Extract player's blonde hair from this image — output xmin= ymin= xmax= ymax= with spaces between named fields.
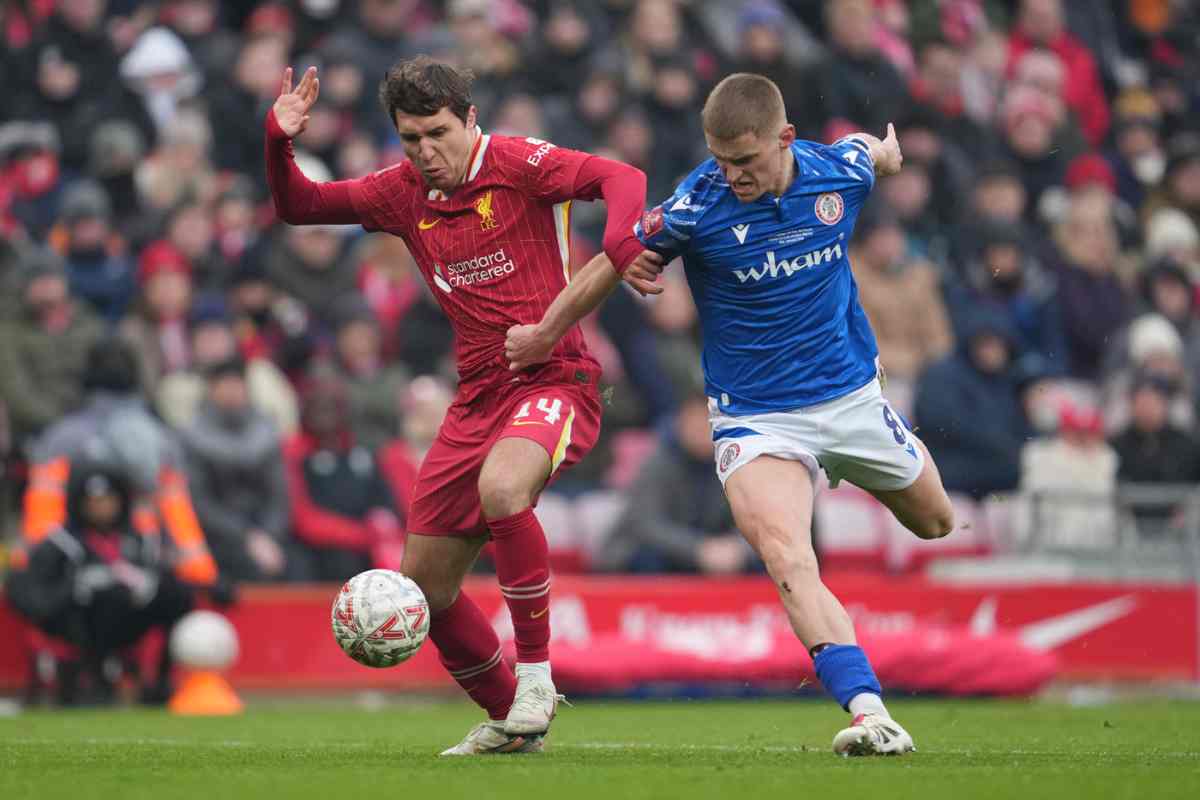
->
xmin=701 ymin=73 xmax=787 ymax=141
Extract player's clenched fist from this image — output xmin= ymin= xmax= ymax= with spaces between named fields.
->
xmin=273 ymin=66 xmax=320 ymax=138
xmin=505 ymin=323 xmax=555 ymax=371
xmin=624 ymin=250 xmax=665 ymax=296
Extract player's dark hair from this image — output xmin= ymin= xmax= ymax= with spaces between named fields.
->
xmin=701 ymin=73 xmax=786 ymax=140
xmin=378 ymin=55 xmax=475 ymax=125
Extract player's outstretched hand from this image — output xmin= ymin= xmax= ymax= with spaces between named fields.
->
xmin=273 ymin=66 xmax=320 ymax=138
xmin=624 ymin=250 xmax=665 ymax=296
xmin=506 ymin=323 xmax=556 ymax=371
xmin=876 ymin=123 xmax=903 ymax=177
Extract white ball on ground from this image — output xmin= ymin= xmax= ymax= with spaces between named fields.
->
xmin=331 ymin=570 xmax=430 ymax=668
xmin=170 ymin=610 xmax=240 ymax=671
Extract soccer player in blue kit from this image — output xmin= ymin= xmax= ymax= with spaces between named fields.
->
xmin=505 ymin=73 xmax=958 ymax=755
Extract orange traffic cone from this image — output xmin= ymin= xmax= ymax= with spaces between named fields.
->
xmin=168 ymin=670 xmax=244 ymax=715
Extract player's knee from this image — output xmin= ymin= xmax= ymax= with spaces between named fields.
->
xmin=744 ymin=517 xmax=818 ymax=579
xmin=407 ymin=570 xmax=459 ymax=613
xmin=478 ymin=474 xmax=536 ymax=520
xmin=762 ymin=545 xmax=820 ymax=583
xmin=399 ymin=554 xmax=457 ymax=612
xmin=912 ymin=505 xmax=955 ymax=540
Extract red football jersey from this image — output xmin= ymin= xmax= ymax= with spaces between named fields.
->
xmin=347 ymin=133 xmax=601 ymax=390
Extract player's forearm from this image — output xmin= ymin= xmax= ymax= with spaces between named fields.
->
xmin=264 ymin=109 xmax=360 ymax=225
xmin=536 ymin=252 xmax=621 ymax=342
xmin=574 ymin=156 xmax=647 ymax=274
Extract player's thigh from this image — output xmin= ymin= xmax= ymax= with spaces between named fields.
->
xmin=723 ymin=455 xmax=818 ymax=574
xmin=868 ymin=438 xmax=955 ymax=540
xmin=477 ymin=437 xmax=551 ymax=518
xmin=400 ymin=532 xmax=489 ymax=612
xmin=818 ymin=380 xmax=952 ymax=538
xmin=478 ymin=384 xmax=601 ymax=517
xmin=408 ymin=402 xmax=493 ymax=537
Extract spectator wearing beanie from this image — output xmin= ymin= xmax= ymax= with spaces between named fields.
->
xmin=1144 ymin=133 xmax=1200 ymax=234
xmin=179 ymin=355 xmax=292 ymax=582
xmin=0 ymin=121 xmax=64 ymax=242
xmin=1105 ymin=88 xmax=1164 ymax=211
xmin=88 ymin=120 xmax=147 ymax=228
xmin=1110 ymin=370 xmax=1200 ymax=532
xmin=226 ymin=252 xmax=317 ymax=375
xmin=1100 ymin=261 xmax=1200 ymax=402
xmin=1102 ymin=313 xmax=1195 ymax=435
xmin=118 ymin=240 xmax=193 ymax=397
xmin=944 ymin=221 xmax=1068 ymax=374
xmin=57 ymin=180 xmax=136 ymax=325
xmin=1144 ymin=208 xmax=1200 ymax=277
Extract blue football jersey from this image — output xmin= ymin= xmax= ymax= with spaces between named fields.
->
xmin=636 ymin=137 xmax=880 ymax=415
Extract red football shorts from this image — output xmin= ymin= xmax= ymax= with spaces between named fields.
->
xmin=406 ymin=379 xmax=602 ymax=536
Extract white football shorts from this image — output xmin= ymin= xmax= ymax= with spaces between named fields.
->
xmin=709 ymin=377 xmax=926 ymax=492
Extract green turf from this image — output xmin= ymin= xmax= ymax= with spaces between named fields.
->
xmin=1 ymin=698 xmax=1198 ymax=800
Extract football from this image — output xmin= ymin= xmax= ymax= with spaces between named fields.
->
xmin=330 ymin=570 xmax=430 ymax=668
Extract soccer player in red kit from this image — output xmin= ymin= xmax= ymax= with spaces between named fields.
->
xmin=266 ymin=57 xmax=650 ymax=754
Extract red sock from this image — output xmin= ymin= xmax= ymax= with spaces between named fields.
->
xmin=429 ymin=591 xmax=516 ymax=720
xmin=487 ymin=508 xmax=550 ymax=663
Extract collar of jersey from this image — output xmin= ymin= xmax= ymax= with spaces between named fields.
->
xmin=427 ymin=126 xmax=490 ymax=201
xmin=746 ymin=143 xmax=806 ymax=207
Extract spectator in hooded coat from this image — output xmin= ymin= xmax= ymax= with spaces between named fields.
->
xmin=914 ymin=310 xmax=1030 ymax=499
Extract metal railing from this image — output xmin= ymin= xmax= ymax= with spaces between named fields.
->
xmin=1009 ymin=484 xmax=1200 ymax=582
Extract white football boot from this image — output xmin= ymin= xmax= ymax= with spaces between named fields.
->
xmin=832 ymin=713 xmax=916 ymax=756
xmin=503 ymin=670 xmax=564 ymax=736
xmin=439 ymin=721 xmax=544 ymax=756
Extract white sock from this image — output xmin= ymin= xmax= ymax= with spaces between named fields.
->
xmin=515 ymin=660 xmax=552 ymax=682
xmin=848 ymin=692 xmax=889 ymax=719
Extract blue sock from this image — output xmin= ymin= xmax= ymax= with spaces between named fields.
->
xmin=812 ymin=644 xmax=882 ymax=711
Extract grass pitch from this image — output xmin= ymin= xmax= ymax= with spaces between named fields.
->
xmin=1 ymin=698 xmax=1198 ymax=800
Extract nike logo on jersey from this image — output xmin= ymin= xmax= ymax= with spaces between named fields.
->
xmin=731 ymin=223 xmax=750 ymax=244
xmin=418 ymin=218 xmax=441 ymax=230
xmin=530 ymin=607 xmax=549 ymax=619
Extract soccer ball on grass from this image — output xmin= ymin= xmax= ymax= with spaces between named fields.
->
xmin=331 ymin=570 xmax=430 ymax=668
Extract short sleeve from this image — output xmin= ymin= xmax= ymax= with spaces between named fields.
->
xmin=801 ymin=137 xmax=878 ymax=189
xmin=635 ymin=186 xmax=700 ymax=261
xmin=505 ymin=137 xmax=592 ymax=203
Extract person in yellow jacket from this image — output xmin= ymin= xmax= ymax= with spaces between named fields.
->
xmin=17 ymin=337 xmax=218 ymax=588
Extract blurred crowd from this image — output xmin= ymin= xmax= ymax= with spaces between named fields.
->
xmin=2 ymin=0 xmax=1200 ymax=596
